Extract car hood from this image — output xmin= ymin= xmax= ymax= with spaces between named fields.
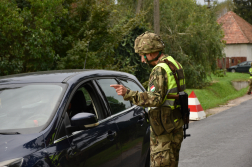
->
xmin=0 ymin=133 xmax=44 ymax=162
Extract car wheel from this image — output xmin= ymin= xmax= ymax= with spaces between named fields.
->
xmin=231 ymin=69 xmax=235 ymax=73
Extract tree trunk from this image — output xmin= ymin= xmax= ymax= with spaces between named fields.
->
xmin=222 ymin=57 xmax=226 ymax=75
xmin=136 ymin=0 xmax=143 ymax=14
xmin=154 ymin=0 xmax=160 ymax=35
xmin=224 ymin=57 xmax=226 ymax=75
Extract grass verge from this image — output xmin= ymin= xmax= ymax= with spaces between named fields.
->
xmin=185 ymin=72 xmax=250 ymax=110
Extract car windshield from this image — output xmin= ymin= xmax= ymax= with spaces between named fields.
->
xmin=0 ymin=84 xmax=66 ymax=133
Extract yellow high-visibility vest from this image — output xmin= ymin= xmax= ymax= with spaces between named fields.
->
xmin=148 ymin=56 xmax=186 ymax=109
xmin=249 ymin=68 xmax=252 ymax=79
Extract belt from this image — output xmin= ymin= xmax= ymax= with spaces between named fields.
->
xmin=149 ymin=100 xmax=175 ymax=110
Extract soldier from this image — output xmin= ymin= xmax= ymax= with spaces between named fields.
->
xmin=110 ymin=31 xmax=186 ymax=167
xmin=247 ymin=62 xmax=252 ymax=95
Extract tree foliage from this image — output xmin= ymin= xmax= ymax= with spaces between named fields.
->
xmin=117 ymin=0 xmax=225 ymax=88
xmin=114 ymin=27 xmax=151 ymax=83
xmin=0 ymin=0 xmax=225 ymax=89
xmin=0 ymin=0 xmax=66 ymax=75
xmin=213 ymin=0 xmax=234 ymax=18
xmin=233 ymin=0 xmax=252 ymax=24
xmin=57 ymin=0 xmax=145 ymax=73
xmin=158 ymin=0 xmax=225 ymax=88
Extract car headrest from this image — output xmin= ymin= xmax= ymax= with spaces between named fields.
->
xmin=71 ymin=90 xmax=87 ymax=112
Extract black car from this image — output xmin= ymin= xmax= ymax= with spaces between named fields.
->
xmin=0 ymin=70 xmax=150 ymax=167
xmin=228 ymin=61 xmax=252 ymax=73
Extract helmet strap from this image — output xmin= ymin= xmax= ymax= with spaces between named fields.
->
xmin=145 ymin=52 xmax=163 ymax=63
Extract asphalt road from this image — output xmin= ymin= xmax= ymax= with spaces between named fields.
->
xmin=179 ymin=99 xmax=252 ymax=167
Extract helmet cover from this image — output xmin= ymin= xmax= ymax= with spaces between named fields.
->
xmin=134 ymin=31 xmax=165 ymax=55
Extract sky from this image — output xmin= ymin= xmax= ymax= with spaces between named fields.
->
xmin=196 ymin=0 xmax=226 ymax=5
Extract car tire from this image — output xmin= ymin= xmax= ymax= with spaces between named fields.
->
xmin=231 ymin=69 xmax=236 ymax=73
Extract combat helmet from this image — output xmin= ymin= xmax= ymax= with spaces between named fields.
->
xmin=134 ymin=31 xmax=165 ymax=55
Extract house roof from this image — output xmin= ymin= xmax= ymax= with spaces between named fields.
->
xmin=217 ymin=11 xmax=252 ymax=44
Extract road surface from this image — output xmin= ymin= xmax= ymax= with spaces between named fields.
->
xmin=179 ymin=98 xmax=252 ymax=167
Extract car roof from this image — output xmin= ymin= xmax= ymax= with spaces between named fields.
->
xmin=0 ymin=69 xmax=137 ymax=85
xmin=238 ymin=61 xmax=252 ymax=64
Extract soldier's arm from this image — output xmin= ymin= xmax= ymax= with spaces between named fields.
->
xmin=123 ymin=66 xmax=168 ymax=107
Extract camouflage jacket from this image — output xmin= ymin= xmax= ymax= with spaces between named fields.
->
xmin=123 ymin=55 xmax=168 ymax=108
xmin=124 ymin=54 xmax=184 ymax=136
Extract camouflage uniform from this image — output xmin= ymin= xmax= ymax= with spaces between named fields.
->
xmin=124 ymin=54 xmax=184 ymax=167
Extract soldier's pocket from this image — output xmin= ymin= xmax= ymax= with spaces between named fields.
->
xmin=151 ymin=148 xmax=172 ymax=167
xmin=149 ymin=108 xmax=165 ymax=136
xmin=161 ymin=106 xmax=175 ymax=133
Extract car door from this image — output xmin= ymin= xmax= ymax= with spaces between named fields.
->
xmin=236 ymin=62 xmax=246 ymax=72
xmin=51 ymin=81 xmax=121 ymax=167
xmin=96 ymin=78 xmax=149 ymax=167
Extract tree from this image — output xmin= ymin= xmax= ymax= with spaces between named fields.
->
xmin=0 ymin=0 xmax=66 ymax=75
xmin=0 ymin=0 xmax=25 ymax=75
xmin=102 ymin=0 xmax=226 ymax=88
xmin=213 ymin=0 xmax=234 ymax=18
xmin=234 ymin=0 xmax=252 ymax=24
xmin=0 ymin=0 xmax=225 ymax=89
xmin=0 ymin=0 xmax=144 ymax=76
xmin=136 ymin=0 xmax=143 ymax=14
xmin=154 ymin=0 xmax=160 ymax=35
xmin=158 ymin=0 xmax=225 ymax=88
xmin=57 ymin=0 xmax=146 ymax=75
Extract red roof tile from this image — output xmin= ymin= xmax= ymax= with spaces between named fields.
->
xmin=217 ymin=11 xmax=252 ymax=44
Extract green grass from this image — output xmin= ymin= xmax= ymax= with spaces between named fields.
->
xmin=185 ymin=72 xmax=250 ymax=110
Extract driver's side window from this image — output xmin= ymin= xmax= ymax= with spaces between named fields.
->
xmin=55 ymin=83 xmax=102 ymax=141
xmin=67 ymin=86 xmax=98 ymax=119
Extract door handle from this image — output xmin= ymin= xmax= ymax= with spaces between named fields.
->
xmin=107 ymin=130 xmax=116 ymax=141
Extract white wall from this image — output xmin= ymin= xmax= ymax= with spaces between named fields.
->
xmin=224 ymin=44 xmax=252 ymax=61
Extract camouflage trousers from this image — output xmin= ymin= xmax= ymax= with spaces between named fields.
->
xmin=150 ymin=127 xmax=183 ymax=167
xmin=248 ymin=79 xmax=252 ymax=92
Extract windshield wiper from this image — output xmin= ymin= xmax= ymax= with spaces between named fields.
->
xmin=0 ymin=132 xmax=21 ymax=135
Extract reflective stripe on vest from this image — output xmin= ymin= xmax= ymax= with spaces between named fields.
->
xmin=148 ymin=56 xmax=185 ymax=109
xmin=250 ymin=68 xmax=252 ymax=79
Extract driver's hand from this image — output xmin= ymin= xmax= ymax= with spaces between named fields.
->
xmin=110 ymin=84 xmax=127 ymax=96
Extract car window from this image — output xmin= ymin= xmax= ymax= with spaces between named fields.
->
xmin=96 ymin=79 xmax=131 ymax=115
xmin=56 ymin=82 xmax=105 ymax=140
xmin=67 ymin=86 xmax=99 ymax=119
xmin=0 ymin=84 xmax=65 ymax=133
xmin=245 ymin=62 xmax=251 ymax=65
xmin=239 ymin=62 xmax=246 ymax=66
xmin=119 ymin=79 xmax=145 ymax=93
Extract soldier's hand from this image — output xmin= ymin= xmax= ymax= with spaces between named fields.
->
xmin=110 ymin=84 xmax=127 ymax=96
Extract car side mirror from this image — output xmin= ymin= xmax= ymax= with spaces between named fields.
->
xmin=71 ymin=113 xmax=99 ymax=129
